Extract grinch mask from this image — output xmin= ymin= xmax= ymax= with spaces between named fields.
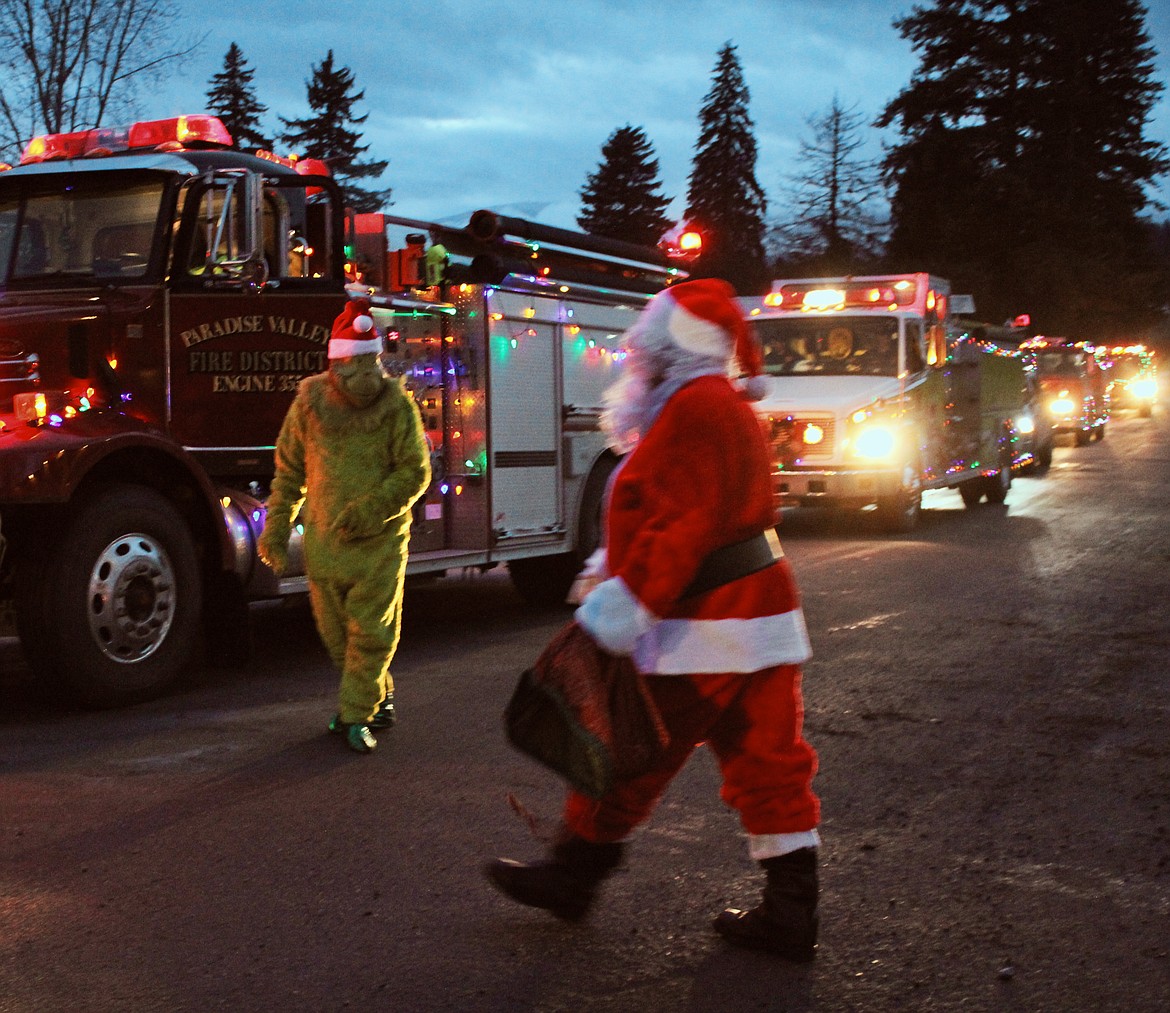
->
xmin=330 ymin=354 xmax=387 ymax=409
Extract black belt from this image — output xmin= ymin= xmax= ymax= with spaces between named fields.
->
xmin=681 ymin=529 xmax=782 ymax=599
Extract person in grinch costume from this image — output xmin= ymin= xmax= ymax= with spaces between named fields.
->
xmin=485 ymin=278 xmax=822 ymax=961
xmin=258 ymin=298 xmax=430 ymax=754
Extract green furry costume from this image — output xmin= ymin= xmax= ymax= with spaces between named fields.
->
xmin=258 ymin=365 xmax=430 ymax=728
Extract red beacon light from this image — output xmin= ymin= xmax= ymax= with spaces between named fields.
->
xmin=677 ymin=229 xmax=702 ymax=254
xmin=660 ymin=222 xmax=704 ymax=261
xmin=21 ymin=115 xmax=232 ymax=164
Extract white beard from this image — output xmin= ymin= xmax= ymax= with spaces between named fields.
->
xmin=600 ymin=366 xmax=652 ymax=455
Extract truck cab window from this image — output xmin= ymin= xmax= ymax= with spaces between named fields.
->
xmin=2 ymin=180 xmax=164 ymax=284
xmin=174 ymin=176 xmax=335 ymax=289
xmin=757 ymin=318 xmax=900 ymax=377
xmin=905 ymin=322 xmax=926 ymax=374
xmin=0 ymin=205 xmax=15 ymax=280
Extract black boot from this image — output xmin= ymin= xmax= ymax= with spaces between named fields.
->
xmin=713 ymin=847 xmax=818 ymax=961
xmin=485 ymin=833 xmax=624 ymax=922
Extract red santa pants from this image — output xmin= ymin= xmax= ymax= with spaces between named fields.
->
xmin=563 ymin=664 xmax=820 ymax=843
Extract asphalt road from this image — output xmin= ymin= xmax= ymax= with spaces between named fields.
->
xmin=2 ymin=411 xmax=1168 ymax=1012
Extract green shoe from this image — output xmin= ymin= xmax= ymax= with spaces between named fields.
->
xmin=346 ymin=724 xmax=377 ymax=753
xmin=328 ymin=713 xmax=346 ymax=735
xmin=370 ymin=692 xmax=396 ymax=730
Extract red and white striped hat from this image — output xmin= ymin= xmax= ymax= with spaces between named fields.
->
xmin=328 ymin=298 xmax=381 ymax=359
xmin=658 ymin=278 xmax=766 ymax=399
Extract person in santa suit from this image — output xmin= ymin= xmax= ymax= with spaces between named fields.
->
xmin=485 ymin=278 xmax=822 ymax=961
xmin=258 ymin=298 xmax=430 ymax=754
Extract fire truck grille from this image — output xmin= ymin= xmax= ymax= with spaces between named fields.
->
xmin=766 ymin=414 xmax=836 ymax=464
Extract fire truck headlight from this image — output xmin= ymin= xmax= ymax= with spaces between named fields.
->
xmin=853 ymin=425 xmax=896 ymax=460
xmin=1050 ymin=396 xmax=1075 ymax=416
xmin=1131 ymin=378 xmax=1157 ymax=400
xmin=1016 ymin=414 xmax=1036 ymax=435
xmin=802 ymin=423 xmax=825 ymax=446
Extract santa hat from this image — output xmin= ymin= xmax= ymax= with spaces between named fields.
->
xmin=328 ymin=299 xmax=381 ymax=359
xmin=657 ymin=279 xmax=767 ymax=399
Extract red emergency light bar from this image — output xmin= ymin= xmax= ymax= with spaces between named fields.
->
xmin=21 ymin=114 xmax=233 ymax=164
xmin=255 ymin=150 xmax=331 ymax=178
xmin=765 ymin=279 xmax=920 ymax=311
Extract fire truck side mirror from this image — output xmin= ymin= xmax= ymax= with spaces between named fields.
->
xmin=240 ymin=172 xmax=264 ymax=269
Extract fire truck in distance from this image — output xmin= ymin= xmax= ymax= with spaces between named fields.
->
xmin=0 ymin=115 xmax=680 ymax=707
xmin=1020 ymin=336 xmax=1110 ymax=445
xmin=743 ymin=274 xmax=1032 ymax=531
xmin=1097 ymin=343 xmax=1158 ymax=418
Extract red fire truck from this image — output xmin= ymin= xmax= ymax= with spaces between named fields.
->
xmin=0 ymin=115 xmax=677 ymax=706
xmin=1020 ymin=336 xmax=1110 ymax=445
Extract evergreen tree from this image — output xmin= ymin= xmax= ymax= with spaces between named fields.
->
xmin=879 ymin=0 xmax=1168 ymax=338
xmin=280 ymin=50 xmax=390 ymax=213
xmin=577 ymin=125 xmax=673 ymax=247
xmin=685 ymin=42 xmax=769 ymax=293
xmin=772 ymin=97 xmax=886 ymax=276
xmin=206 ymin=43 xmax=270 ymax=152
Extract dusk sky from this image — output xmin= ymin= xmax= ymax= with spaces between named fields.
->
xmin=150 ymin=0 xmax=1170 ymax=232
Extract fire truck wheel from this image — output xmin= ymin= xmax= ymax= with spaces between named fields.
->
xmin=959 ymin=479 xmax=985 ymax=507
xmin=1037 ymin=435 xmax=1054 ymax=469
xmin=985 ymin=463 xmax=1011 ymax=505
xmin=508 ymin=553 xmax=580 ymax=608
xmin=31 ymin=485 xmax=202 ymax=708
xmin=1075 ymin=428 xmax=1091 ymax=447
xmin=876 ymin=459 xmax=922 ymax=533
xmin=876 ymin=487 xmax=921 ymax=533
xmin=1093 ymin=422 xmax=1106 ymax=441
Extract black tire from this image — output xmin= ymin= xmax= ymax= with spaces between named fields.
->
xmin=876 ymin=460 xmax=922 ymax=533
xmin=984 ymin=464 xmax=1011 ymax=505
xmin=507 ymin=552 xmax=581 ymax=608
xmin=1075 ymin=428 xmax=1091 ymax=447
xmin=509 ymin=454 xmax=616 ymax=607
xmin=1037 ymin=436 xmax=1054 ymax=469
xmin=20 ymin=485 xmax=202 ymax=708
xmin=1093 ymin=422 xmax=1106 ymax=441
xmin=959 ymin=479 xmax=985 ymax=507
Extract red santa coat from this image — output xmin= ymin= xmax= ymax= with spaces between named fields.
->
xmin=575 ymin=374 xmax=811 ymax=674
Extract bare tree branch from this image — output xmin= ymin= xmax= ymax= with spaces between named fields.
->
xmin=0 ymin=0 xmax=204 ymax=161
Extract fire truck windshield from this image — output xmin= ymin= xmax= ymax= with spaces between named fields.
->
xmin=1107 ymin=354 xmax=1145 ymax=380
xmin=1035 ymin=350 xmax=1087 ymax=377
xmin=755 ymin=317 xmax=900 ymax=377
xmin=0 ymin=177 xmax=165 ymax=285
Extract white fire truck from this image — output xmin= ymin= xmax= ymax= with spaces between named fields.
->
xmin=0 ymin=115 xmax=678 ymax=706
xmin=743 ymin=274 xmax=1032 ymax=531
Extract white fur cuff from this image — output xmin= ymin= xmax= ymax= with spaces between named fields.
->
xmin=749 ymin=830 xmax=821 ymax=861
xmin=328 ymin=336 xmax=382 ymax=359
xmin=575 ymin=576 xmax=657 ymax=656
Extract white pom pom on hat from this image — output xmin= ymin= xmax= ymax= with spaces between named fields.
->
xmin=328 ymin=298 xmax=382 ymax=359
xmin=661 ymin=278 xmax=767 ymax=399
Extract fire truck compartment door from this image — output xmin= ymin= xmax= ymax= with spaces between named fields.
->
xmin=488 ymin=293 xmax=563 ymax=542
